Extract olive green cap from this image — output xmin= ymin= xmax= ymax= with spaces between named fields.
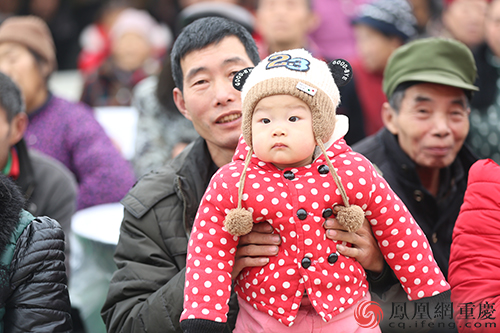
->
xmin=383 ymin=37 xmax=478 ymax=99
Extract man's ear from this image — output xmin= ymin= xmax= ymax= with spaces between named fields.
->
xmin=8 ymin=113 xmax=28 ymax=146
xmin=381 ymin=102 xmax=398 ymax=135
xmin=173 ymin=87 xmax=192 ymax=121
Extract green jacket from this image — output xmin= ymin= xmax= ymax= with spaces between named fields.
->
xmin=102 ymin=137 xmax=238 ymax=332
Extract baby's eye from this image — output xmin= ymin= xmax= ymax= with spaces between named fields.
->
xmin=261 ymin=118 xmax=270 ymax=124
xmin=289 ymin=116 xmax=298 ymax=122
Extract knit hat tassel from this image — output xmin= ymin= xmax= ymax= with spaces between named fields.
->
xmin=316 ymin=139 xmax=364 ymax=232
xmin=224 ymin=148 xmax=255 ymax=236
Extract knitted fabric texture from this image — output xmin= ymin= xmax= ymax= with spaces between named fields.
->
xmin=0 ymin=16 xmax=57 ymax=75
xmin=241 ymin=49 xmax=340 ymax=146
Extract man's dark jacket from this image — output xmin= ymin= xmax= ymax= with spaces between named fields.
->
xmin=353 ymin=129 xmax=477 ymax=277
xmin=102 ymin=137 xmax=238 ymax=333
xmin=353 ymin=129 xmax=477 ymax=333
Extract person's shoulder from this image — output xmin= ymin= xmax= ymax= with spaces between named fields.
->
xmin=352 ymin=132 xmax=381 ymax=155
xmin=468 ymin=159 xmax=500 ymax=184
xmin=17 ymin=211 xmax=64 ymax=246
xmin=50 ymin=95 xmax=93 ymax=113
xmin=122 ymin=164 xmax=179 ymax=218
xmin=29 ymin=150 xmax=77 ymax=188
xmin=122 ymin=137 xmax=210 ymax=218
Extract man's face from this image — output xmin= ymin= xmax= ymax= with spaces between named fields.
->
xmin=256 ymin=0 xmax=315 ymax=48
xmin=112 ymin=32 xmax=152 ymax=72
xmin=485 ymin=0 xmax=500 ymax=57
xmin=384 ymin=83 xmax=470 ymax=170
xmin=354 ymin=24 xmax=402 ymax=73
xmin=443 ymin=0 xmax=487 ymax=48
xmin=0 ymin=42 xmax=47 ymax=111
xmin=252 ymin=94 xmax=315 ymax=170
xmin=173 ymin=36 xmax=255 ymax=158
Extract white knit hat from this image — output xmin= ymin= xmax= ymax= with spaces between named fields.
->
xmin=238 ymin=49 xmax=347 ymax=146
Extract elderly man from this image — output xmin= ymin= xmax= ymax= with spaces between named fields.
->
xmin=102 ymin=17 xmax=383 ymax=333
xmin=353 ymin=37 xmax=479 ymax=332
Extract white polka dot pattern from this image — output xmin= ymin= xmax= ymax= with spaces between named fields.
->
xmin=181 ymin=137 xmax=450 ymax=327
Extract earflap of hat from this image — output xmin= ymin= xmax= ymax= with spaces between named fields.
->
xmin=233 ymin=67 xmax=254 ymax=91
xmin=328 ymin=59 xmax=353 ymax=87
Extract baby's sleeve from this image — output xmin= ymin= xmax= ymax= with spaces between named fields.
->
xmin=180 ymin=169 xmax=239 ymax=332
xmin=361 ymin=161 xmax=450 ymax=301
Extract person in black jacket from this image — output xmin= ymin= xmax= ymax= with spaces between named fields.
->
xmin=0 ymin=174 xmax=72 ymax=332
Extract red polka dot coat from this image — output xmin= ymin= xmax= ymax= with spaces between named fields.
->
xmin=181 ymin=136 xmax=450 ymax=327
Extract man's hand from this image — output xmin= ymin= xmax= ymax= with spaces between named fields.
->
xmin=232 ymin=222 xmax=281 ymax=280
xmin=324 ymin=206 xmax=384 ymax=274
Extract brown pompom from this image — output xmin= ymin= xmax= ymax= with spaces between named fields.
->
xmin=336 ymin=205 xmax=365 ymax=232
xmin=224 ymin=208 xmax=253 ymax=236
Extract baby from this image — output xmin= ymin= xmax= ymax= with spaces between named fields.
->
xmin=180 ymin=49 xmax=450 ymax=333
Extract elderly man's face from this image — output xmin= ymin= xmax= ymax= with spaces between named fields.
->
xmin=384 ymin=83 xmax=470 ymax=170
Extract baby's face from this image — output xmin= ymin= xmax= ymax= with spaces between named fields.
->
xmin=252 ymin=94 xmax=315 ymax=170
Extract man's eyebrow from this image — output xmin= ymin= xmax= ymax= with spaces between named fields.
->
xmin=414 ymin=95 xmax=432 ymax=103
xmin=414 ymin=95 xmax=466 ymax=108
xmin=222 ymin=56 xmax=248 ymax=67
xmin=185 ymin=66 xmax=207 ymax=83
xmin=451 ymin=98 xmax=467 ymax=108
xmin=184 ymin=57 xmax=248 ymax=83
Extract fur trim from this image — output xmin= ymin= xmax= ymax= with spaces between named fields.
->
xmin=0 ymin=175 xmax=26 ymax=256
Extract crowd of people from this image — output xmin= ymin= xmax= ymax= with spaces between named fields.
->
xmin=0 ymin=0 xmax=499 ymax=332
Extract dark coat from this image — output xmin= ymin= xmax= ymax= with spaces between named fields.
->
xmin=353 ymin=129 xmax=477 ymax=277
xmin=0 ymin=173 xmax=72 ymax=332
xmin=353 ymin=129 xmax=476 ymax=333
xmin=102 ymin=137 xmax=238 ymax=333
xmin=14 ymin=139 xmax=77 ymax=274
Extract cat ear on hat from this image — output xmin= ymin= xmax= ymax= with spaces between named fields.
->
xmin=328 ymin=59 xmax=353 ymax=87
xmin=232 ymin=67 xmax=254 ymax=91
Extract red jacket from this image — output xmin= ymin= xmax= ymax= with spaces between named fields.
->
xmin=182 ymin=135 xmax=450 ymax=327
xmin=449 ymin=159 xmax=500 ymax=331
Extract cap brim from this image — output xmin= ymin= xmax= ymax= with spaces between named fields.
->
xmin=395 ymin=70 xmax=478 ymax=92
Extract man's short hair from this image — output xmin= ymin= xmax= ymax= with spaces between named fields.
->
xmin=171 ymin=17 xmax=260 ymax=92
xmin=0 ymin=72 xmax=25 ymax=122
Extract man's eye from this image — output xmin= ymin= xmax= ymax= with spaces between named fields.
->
xmin=289 ymin=116 xmax=298 ymax=122
xmin=194 ymin=80 xmax=207 ymax=86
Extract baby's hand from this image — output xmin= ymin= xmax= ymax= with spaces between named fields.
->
xmin=324 ymin=206 xmax=384 ymax=274
xmin=232 ymin=221 xmax=281 ymax=280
